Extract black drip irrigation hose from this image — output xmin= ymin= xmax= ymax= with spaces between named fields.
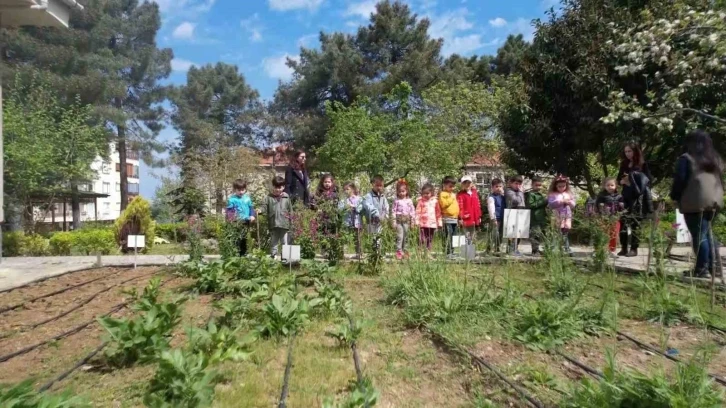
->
xmin=0 ymin=276 xmax=178 ymax=364
xmin=553 ymin=350 xmax=603 ymax=379
xmin=615 ymin=330 xmax=726 ymax=388
xmin=0 ymin=303 xmax=126 ymax=364
xmin=26 ymin=270 xmax=160 ymax=330
xmin=38 ymin=341 xmax=108 ymax=393
xmin=426 ymin=328 xmax=545 ymax=408
xmin=0 ymin=269 xmax=126 ymax=315
xmin=277 ymin=333 xmax=296 ymax=408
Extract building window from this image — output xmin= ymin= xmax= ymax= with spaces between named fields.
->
xmin=101 ymin=162 xmax=111 ymax=174
xmin=116 ymin=183 xmax=120 ymax=192
xmin=102 ymin=182 xmax=110 ymax=194
xmin=103 ymin=202 xmax=110 ymax=212
xmin=128 ymin=183 xmax=140 ymax=194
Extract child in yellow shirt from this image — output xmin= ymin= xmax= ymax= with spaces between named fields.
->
xmin=438 ymin=176 xmax=460 ymax=258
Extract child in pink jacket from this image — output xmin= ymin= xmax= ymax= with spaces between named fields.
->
xmin=548 ymin=175 xmax=576 ymax=253
xmin=415 ymin=183 xmax=442 ymax=257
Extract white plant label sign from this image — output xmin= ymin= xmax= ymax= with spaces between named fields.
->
xmin=503 ymin=209 xmax=530 ymax=239
xmin=452 ymin=235 xmax=467 ymax=248
xmin=460 ymin=245 xmax=477 ymax=260
xmin=282 ymin=245 xmax=301 ymax=262
xmin=675 ymin=210 xmax=692 ymax=244
xmin=128 ymin=235 xmax=145 ymax=248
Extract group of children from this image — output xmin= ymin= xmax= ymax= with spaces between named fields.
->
xmin=226 ymin=170 xmax=625 ymax=260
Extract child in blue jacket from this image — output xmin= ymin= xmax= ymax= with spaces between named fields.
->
xmin=226 ymin=179 xmax=255 ymax=256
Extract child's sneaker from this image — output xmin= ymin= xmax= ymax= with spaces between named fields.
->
xmin=396 ymin=250 xmax=403 ymax=260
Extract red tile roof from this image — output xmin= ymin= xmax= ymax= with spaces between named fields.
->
xmin=466 ymin=153 xmax=502 ymax=168
xmin=259 ymin=145 xmax=291 ymax=167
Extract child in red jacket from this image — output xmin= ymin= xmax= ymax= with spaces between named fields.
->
xmin=457 ymin=175 xmax=482 ymax=244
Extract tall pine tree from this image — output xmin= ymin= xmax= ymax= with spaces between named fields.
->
xmin=1 ymin=0 xmax=171 ymax=211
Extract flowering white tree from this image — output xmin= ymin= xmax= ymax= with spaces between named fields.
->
xmin=603 ymin=5 xmax=726 ymax=133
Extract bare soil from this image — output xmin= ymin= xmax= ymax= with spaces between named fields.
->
xmin=0 ymin=267 xmax=187 ymax=387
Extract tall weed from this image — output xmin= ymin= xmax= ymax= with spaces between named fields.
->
xmin=565 ymin=351 xmax=723 ymax=407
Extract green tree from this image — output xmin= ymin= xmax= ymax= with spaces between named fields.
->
xmin=422 ymin=81 xmax=501 ymax=170
xmin=3 ymin=78 xmax=107 ymax=230
xmin=271 ymin=0 xmax=443 ymax=153
xmin=494 ymin=34 xmax=530 ymax=76
xmin=497 ymin=0 xmax=653 ymax=195
xmin=2 ymin=0 xmax=172 ymax=211
xmin=318 ymin=82 xmax=456 ymax=183
xmin=170 ymin=63 xmax=261 ymax=212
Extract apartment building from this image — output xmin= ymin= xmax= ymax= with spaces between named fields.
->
xmin=37 ymin=143 xmax=140 ymax=228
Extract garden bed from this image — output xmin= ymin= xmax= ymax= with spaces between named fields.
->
xmin=1 ymin=255 xmax=725 ymax=407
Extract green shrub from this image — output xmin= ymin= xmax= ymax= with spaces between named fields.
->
xmin=2 ymin=231 xmax=23 ymax=257
xmin=201 ymin=216 xmax=222 ymax=239
xmin=156 ymin=223 xmax=188 ymax=242
xmin=20 ymin=234 xmax=49 ymax=256
xmin=115 ymin=197 xmax=155 ymax=253
xmin=74 ymin=229 xmax=117 ymax=255
xmin=49 ymin=232 xmax=74 ymax=255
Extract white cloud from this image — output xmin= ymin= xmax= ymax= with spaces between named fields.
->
xmin=262 ymin=54 xmax=300 ymax=81
xmin=297 ymin=33 xmax=318 ymax=48
xmin=442 ymin=35 xmax=499 ymax=56
xmin=541 ymin=0 xmax=560 ymax=8
xmin=428 ymin=8 xmax=473 ymax=42
xmin=489 ymin=17 xmax=507 ymax=27
xmin=241 ymin=13 xmax=264 ymax=42
xmin=344 ymin=0 xmax=377 ymax=19
xmin=511 ymin=18 xmax=535 ymax=42
xmin=268 ymin=0 xmax=324 ymax=11
xmin=172 ymin=22 xmax=196 ymax=40
xmin=171 ymin=58 xmax=196 ymax=72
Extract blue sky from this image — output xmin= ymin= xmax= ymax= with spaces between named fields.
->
xmin=141 ymin=0 xmax=559 ymax=198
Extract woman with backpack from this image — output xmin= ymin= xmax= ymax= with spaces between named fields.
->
xmin=670 ymin=130 xmax=724 ymax=279
xmin=617 ymin=142 xmax=654 ymax=257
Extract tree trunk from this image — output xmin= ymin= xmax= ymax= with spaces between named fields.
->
xmin=71 ymin=182 xmax=81 ymax=230
xmin=215 ymin=187 xmax=225 ymax=214
xmin=581 ymin=156 xmax=597 ymax=198
xmin=600 ymin=142 xmax=609 ymax=178
xmin=118 ymin=126 xmax=129 ymax=211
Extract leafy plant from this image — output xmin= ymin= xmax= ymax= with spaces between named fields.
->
xmin=99 ymin=279 xmax=184 ymax=366
xmin=639 ymin=279 xmax=703 ymax=327
xmin=193 ymin=262 xmax=228 ymax=294
xmin=213 ymin=297 xmax=252 ymax=328
xmin=186 ymin=321 xmax=254 ymax=364
xmin=313 ymin=280 xmax=352 ymax=317
xmin=322 ymin=379 xmax=379 ymax=408
xmin=325 ymin=320 xmax=364 ymax=347
xmin=256 ymin=294 xmax=313 ymax=338
xmin=565 ymin=351 xmax=723 ymax=407
xmin=513 ymin=299 xmax=581 ymax=351
xmin=0 ymin=380 xmax=89 ymax=407
xmin=143 ymin=349 xmax=219 ymax=408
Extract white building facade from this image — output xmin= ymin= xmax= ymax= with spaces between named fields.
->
xmin=35 ymin=143 xmax=140 ymax=226
xmin=79 ymin=143 xmax=140 ymax=221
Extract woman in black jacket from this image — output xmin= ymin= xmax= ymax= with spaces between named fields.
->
xmin=617 ymin=142 xmax=653 ymax=257
xmin=669 ymin=130 xmax=724 ymax=279
xmin=284 ymin=150 xmax=311 ymax=206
